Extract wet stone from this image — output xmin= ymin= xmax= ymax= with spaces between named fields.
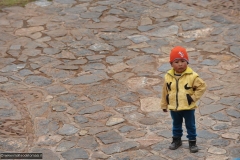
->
xmin=211 ymin=139 xmax=230 ymax=147
xmin=56 ymin=141 xmax=76 ymax=152
xmin=78 ymin=135 xmax=98 ymax=149
xmin=61 ymin=148 xmax=89 ymax=160
xmin=74 ymin=115 xmax=88 ymax=124
xmin=198 ymin=130 xmax=219 ymax=139
xmin=58 ymin=124 xmax=79 ymax=136
xmin=101 ymin=141 xmax=139 ymax=155
xmin=226 ymin=109 xmax=240 ymax=118
xmin=97 ymin=130 xmax=122 ymax=144
xmin=210 ymin=112 xmax=231 ymax=122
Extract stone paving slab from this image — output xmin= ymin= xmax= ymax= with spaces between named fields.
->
xmin=0 ymin=0 xmax=240 ymax=159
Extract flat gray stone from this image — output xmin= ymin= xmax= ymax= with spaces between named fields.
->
xmin=0 ymin=138 xmax=27 ymax=152
xmin=201 ymin=59 xmax=220 ymax=66
xmin=230 ymin=46 xmax=240 ymax=57
xmin=210 ymin=112 xmax=231 ymax=122
xmin=118 ymin=92 xmax=139 ymax=103
xmin=115 ymin=105 xmax=138 ymax=114
xmin=211 ymin=15 xmax=232 ymax=24
xmin=104 ymin=98 xmax=119 ymax=107
xmin=138 ymin=25 xmax=155 ymax=32
xmin=31 ymin=148 xmax=59 ymax=160
xmin=78 ymin=104 xmax=104 ymax=115
xmin=46 ymin=85 xmax=66 ymax=95
xmin=146 ymin=25 xmax=179 ymax=37
xmin=64 ymin=71 xmax=108 ymax=85
xmin=57 ymin=93 xmax=79 ymax=102
xmin=24 ymin=75 xmax=52 ymax=86
xmin=55 ymin=0 xmax=76 ymax=4
xmin=150 ymin=0 xmax=167 ymax=5
xmin=101 ymin=141 xmax=139 ymax=155
xmin=58 ymin=124 xmax=79 ymax=136
xmin=56 ymin=141 xmax=76 ymax=152
xmin=119 ymin=125 xmax=136 ymax=133
xmin=156 ymin=130 xmax=172 ymax=138
xmin=226 ymin=109 xmax=240 ymax=118
xmin=211 ymin=139 xmax=230 ymax=147
xmin=182 ymin=20 xmax=205 ymax=31
xmin=61 ymin=148 xmax=89 ymax=160
xmin=139 ymin=117 xmax=158 ymax=125
xmin=200 ymin=104 xmax=225 ymax=115
xmin=126 ymin=55 xmax=155 ymax=67
xmin=74 ymin=115 xmax=88 ymax=123
xmin=69 ymin=100 xmax=92 ymax=110
xmin=84 ymin=80 xmax=128 ymax=101
xmin=127 ymin=35 xmax=150 ymax=44
xmin=198 ymin=130 xmax=219 ymax=139
xmin=78 ymin=135 xmax=98 ymax=149
xmin=212 ymin=123 xmax=229 ymax=131
xmin=96 ymin=130 xmax=123 ymax=144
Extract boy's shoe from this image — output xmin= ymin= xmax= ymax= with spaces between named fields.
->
xmin=169 ymin=137 xmax=182 ymax=150
xmin=189 ymin=139 xmax=198 ymax=153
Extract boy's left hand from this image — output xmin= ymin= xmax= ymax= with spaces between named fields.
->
xmin=163 ymin=109 xmax=168 ymax=112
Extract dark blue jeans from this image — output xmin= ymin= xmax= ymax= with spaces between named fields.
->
xmin=170 ymin=110 xmax=197 ymax=140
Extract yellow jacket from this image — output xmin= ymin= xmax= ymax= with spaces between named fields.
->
xmin=161 ymin=67 xmax=207 ymax=111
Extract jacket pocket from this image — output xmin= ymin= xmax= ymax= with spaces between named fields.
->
xmin=186 ymin=94 xmax=193 ymax=105
xmin=166 ymin=94 xmax=169 ymax=104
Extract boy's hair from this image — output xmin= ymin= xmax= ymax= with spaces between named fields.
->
xmin=170 ymin=46 xmax=189 ymax=63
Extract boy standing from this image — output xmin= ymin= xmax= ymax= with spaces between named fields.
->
xmin=161 ymin=46 xmax=207 ymax=153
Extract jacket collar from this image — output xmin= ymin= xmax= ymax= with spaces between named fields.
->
xmin=167 ymin=66 xmax=193 ymax=77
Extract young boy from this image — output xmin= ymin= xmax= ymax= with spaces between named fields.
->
xmin=161 ymin=46 xmax=207 ymax=153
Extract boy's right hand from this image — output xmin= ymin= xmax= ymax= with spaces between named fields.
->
xmin=163 ymin=109 xmax=168 ymax=112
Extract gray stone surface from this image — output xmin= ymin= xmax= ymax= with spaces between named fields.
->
xmin=0 ymin=0 xmax=239 ymax=159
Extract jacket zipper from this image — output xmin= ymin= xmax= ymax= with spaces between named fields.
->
xmin=175 ymin=79 xmax=179 ymax=110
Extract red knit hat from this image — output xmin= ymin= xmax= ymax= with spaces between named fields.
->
xmin=169 ymin=46 xmax=189 ymax=63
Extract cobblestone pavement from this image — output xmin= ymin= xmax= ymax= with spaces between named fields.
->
xmin=0 ymin=0 xmax=240 ymax=159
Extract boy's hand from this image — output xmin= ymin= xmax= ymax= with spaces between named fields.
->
xmin=163 ymin=109 xmax=168 ymax=112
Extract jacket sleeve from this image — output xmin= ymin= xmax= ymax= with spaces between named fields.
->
xmin=191 ymin=77 xmax=207 ymax=102
xmin=161 ymin=80 xmax=168 ymax=109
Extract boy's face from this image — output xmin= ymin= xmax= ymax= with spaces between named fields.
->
xmin=171 ymin=59 xmax=188 ymax=73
